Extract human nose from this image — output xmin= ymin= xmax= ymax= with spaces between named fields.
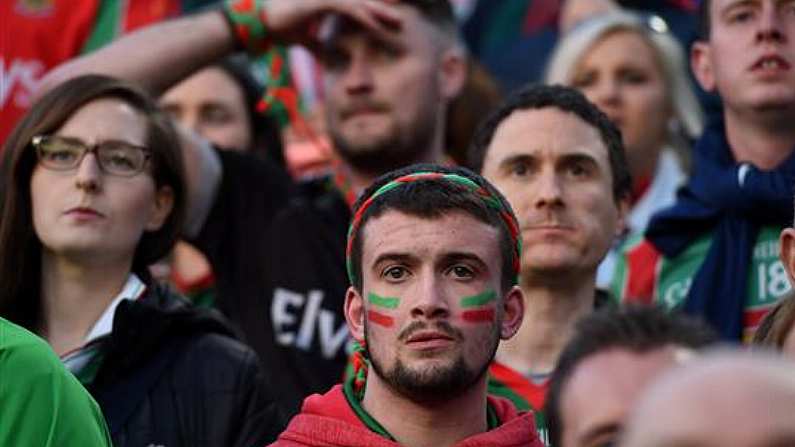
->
xmin=178 ymin=110 xmax=201 ymax=135
xmin=756 ymin=5 xmax=787 ymax=43
xmin=74 ymin=150 xmax=103 ymax=192
xmin=591 ymin=77 xmax=621 ymax=109
xmin=533 ymin=168 xmax=564 ymax=209
xmin=409 ymin=274 xmax=450 ymax=320
xmin=343 ymin=51 xmax=374 ymax=95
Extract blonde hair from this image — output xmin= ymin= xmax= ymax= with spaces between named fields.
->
xmin=546 ymin=11 xmax=703 ymax=146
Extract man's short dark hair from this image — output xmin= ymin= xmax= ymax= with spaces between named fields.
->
xmin=699 ymin=0 xmax=711 ymax=40
xmin=468 ymin=84 xmax=632 ymax=202
xmin=404 ymin=0 xmax=456 ymax=30
xmin=348 ymin=164 xmax=518 ymax=293
xmin=545 ymin=305 xmax=718 ymax=447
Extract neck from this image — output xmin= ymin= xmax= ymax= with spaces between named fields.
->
xmin=346 ymin=134 xmax=447 ymax=196
xmin=39 ymin=252 xmax=133 ymax=355
xmin=629 ymin=145 xmax=663 ymax=185
xmin=724 ymin=108 xmax=795 ymax=170
xmin=496 ymin=272 xmax=596 ymax=375
xmin=362 ymin=372 xmax=489 ymax=447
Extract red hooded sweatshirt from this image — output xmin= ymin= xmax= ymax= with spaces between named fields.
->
xmin=270 ymin=384 xmax=544 ymax=447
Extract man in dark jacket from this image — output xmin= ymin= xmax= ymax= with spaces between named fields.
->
xmin=273 ymin=165 xmax=542 ymax=447
xmin=611 ymin=0 xmax=795 ymax=341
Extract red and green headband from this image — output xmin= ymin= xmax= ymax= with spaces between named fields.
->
xmin=345 ymin=171 xmax=522 ymax=287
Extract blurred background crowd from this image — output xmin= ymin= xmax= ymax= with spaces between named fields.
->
xmin=3 ymin=0 xmax=795 ymax=446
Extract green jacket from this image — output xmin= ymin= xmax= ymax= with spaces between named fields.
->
xmin=0 ymin=317 xmax=112 ymax=446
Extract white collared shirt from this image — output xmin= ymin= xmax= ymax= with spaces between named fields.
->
xmin=62 ymin=274 xmax=147 ymax=375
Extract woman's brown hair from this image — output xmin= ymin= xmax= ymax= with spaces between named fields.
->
xmin=0 ymin=75 xmax=186 ymax=330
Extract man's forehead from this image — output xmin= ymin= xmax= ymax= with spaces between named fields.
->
xmin=487 ymin=109 xmax=609 ymax=163
xmin=321 ymin=3 xmax=426 ymax=48
xmin=361 ymin=210 xmax=498 ymax=260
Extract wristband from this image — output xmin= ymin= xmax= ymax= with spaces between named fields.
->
xmin=223 ymin=0 xmax=274 ymax=54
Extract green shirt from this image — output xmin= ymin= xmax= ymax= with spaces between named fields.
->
xmin=0 ymin=317 xmax=113 ymax=446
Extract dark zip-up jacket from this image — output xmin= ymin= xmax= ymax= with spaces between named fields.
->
xmin=88 ymin=282 xmax=286 ymax=447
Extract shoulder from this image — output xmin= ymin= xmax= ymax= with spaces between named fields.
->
xmin=0 ymin=318 xmax=112 ymax=446
xmin=0 ymin=317 xmax=62 ymax=377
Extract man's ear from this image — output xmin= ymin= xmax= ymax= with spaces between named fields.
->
xmin=500 ymin=286 xmax=525 ymax=340
xmin=780 ymin=228 xmax=795 ymax=285
xmin=438 ymin=47 xmax=467 ymax=100
xmin=344 ymin=286 xmax=366 ymax=342
xmin=691 ymin=41 xmax=716 ymax=92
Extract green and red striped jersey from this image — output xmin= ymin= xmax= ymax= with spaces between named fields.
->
xmin=610 ymin=227 xmax=789 ymax=342
xmin=488 ymin=361 xmax=550 ymax=446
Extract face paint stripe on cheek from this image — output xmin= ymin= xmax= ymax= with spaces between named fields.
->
xmin=368 ymin=292 xmax=400 ymax=309
xmin=461 ymin=309 xmax=496 ymax=323
xmin=460 ymin=290 xmax=497 ymax=308
xmin=367 ymin=309 xmax=395 ymax=328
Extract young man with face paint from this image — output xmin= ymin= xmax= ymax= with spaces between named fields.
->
xmin=272 ymin=164 xmax=543 ymax=447
xmin=468 ymin=84 xmax=632 ymax=444
xmin=39 ymin=0 xmax=468 ymax=415
xmin=610 ymin=0 xmax=795 ymax=342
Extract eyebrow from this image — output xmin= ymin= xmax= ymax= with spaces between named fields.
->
xmin=497 ymin=151 xmax=603 ymax=169
xmin=438 ymin=252 xmax=489 ymax=269
xmin=721 ymin=0 xmax=757 ymax=13
xmin=372 ymin=253 xmax=417 ymax=269
xmin=580 ymin=423 xmax=620 ymax=446
xmin=371 ymin=252 xmax=488 ymax=269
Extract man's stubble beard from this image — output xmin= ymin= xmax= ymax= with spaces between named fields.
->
xmin=365 ymin=319 xmax=501 ymax=404
xmin=329 ymin=105 xmax=440 ymax=175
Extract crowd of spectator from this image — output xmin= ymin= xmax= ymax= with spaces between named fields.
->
xmin=3 ymin=0 xmax=795 ymax=446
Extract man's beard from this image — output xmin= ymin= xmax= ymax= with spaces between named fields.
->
xmin=329 ymin=108 xmax=439 ymax=175
xmin=365 ymin=319 xmax=500 ymax=404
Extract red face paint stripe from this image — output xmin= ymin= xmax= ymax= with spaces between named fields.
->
xmin=367 ymin=310 xmax=395 ymax=327
xmin=462 ymin=309 xmax=495 ymax=323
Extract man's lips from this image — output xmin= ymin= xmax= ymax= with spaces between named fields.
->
xmin=522 ymin=223 xmax=575 ymax=232
xmin=341 ymin=104 xmax=389 ymax=120
xmin=405 ymin=331 xmax=455 ymax=350
xmin=406 ymin=331 xmax=454 ymax=343
xmin=751 ymin=54 xmax=791 ymax=72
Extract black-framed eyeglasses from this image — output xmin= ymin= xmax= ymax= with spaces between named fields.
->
xmin=32 ymin=135 xmax=151 ymax=177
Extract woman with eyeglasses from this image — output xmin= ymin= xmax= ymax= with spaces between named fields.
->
xmin=545 ymin=10 xmax=704 ymax=289
xmin=0 ymin=75 xmax=284 ymax=447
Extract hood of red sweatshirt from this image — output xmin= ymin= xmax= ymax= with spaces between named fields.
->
xmin=272 ymin=385 xmax=543 ymax=447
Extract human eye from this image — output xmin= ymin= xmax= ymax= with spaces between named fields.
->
xmin=507 ymin=159 xmax=533 ymax=178
xmin=448 ymin=264 xmax=476 ymax=280
xmin=571 ymin=70 xmax=597 ymax=89
xmin=619 ymin=69 xmax=648 ymax=85
xmin=160 ymin=103 xmax=181 ymax=121
xmin=202 ymin=105 xmax=233 ymax=125
xmin=382 ymin=265 xmax=410 ymax=282
xmin=321 ymin=47 xmax=350 ymax=71
xmin=46 ymin=148 xmax=79 ymax=163
xmin=565 ymin=159 xmax=593 ymax=179
xmin=725 ymin=5 xmax=755 ymax=24
xmin=39 ymin=138 xmax=80 ymax=165
xmin=373 ymin=41 xmax=403 ymax=62
xmin=100 ymin=143 xmax=142 ymax=174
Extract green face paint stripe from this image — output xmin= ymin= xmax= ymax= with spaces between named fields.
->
xmin=368 ymin=292 xmax=400 ymax=309
xmin=460 ymin=290 xmax=497 ymax=308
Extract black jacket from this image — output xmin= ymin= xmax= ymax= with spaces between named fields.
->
xmin=87 ymin=282 xmax=285 ymax=447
